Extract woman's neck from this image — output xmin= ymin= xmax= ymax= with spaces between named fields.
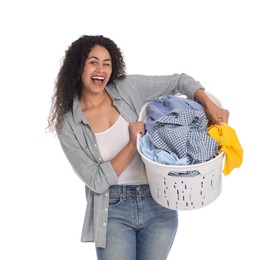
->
xmin=80 ymin=90 xmax=109 ymax=111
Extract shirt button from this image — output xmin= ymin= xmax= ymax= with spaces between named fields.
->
xmin=99 ymin=158 xmax=102 ymax=161
xmin=103 ymin=223 xmax=106 ymax=226
xmin=105 ymin=193 xmax=108 ymax=196
xmin=105 ymin=208 xmax=108 ymax=211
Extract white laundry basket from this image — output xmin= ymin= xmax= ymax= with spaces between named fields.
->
xmin=137 ymin=93 xmax=225 ymax=210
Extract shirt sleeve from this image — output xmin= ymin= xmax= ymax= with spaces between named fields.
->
xmin=58 ymin=125 xmax=119 ymax=194
xmin=124 ymin=73 xmax=204 ymax=104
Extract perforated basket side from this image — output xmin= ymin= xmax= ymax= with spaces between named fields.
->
xmin=141 ymin=152 xmax=224 ymax=210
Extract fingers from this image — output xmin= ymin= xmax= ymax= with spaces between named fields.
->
xmin=217 ymin=117 xmax=225 ymax=126
xmin=215 ymin=109 xmax=229 ymax=125
xmin=129 ymin=121 xmax=145 ymax=136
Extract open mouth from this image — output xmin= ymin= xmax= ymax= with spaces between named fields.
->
xmin=92 ymin=76 xmax=104 ymax=85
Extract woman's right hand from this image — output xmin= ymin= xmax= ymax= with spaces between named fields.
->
xmin=110 ymin=120 xmax=145 ymax=175
xmin=128 ymin=121 xmax=145 ymax=144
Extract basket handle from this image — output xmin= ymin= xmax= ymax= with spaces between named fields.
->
xmin=168 ymin=170 xmax=200 ymax=177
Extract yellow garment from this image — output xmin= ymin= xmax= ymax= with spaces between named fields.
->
xmin=208 ymin=124 xmax=243 ymax=176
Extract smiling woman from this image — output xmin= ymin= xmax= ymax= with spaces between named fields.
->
xmin=81 ymin=45 xmax=112 ymax=92
xmin=80 ymin=45 xmax=120 ymax=133
xmin=47 ymin=35 xmax=229 ymax=260
xmin=47 ymin=35 xmax=127 ymax=134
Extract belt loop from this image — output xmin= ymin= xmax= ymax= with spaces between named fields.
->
xmin=121 ymin=185 xmax=127 ymax=200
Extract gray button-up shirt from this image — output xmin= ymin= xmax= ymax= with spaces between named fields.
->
xmin=58 ymin=73 xmax=203 ymax=248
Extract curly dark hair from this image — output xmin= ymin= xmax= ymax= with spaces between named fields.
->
xmin=47 ymin=35 xmax=126 ymax=134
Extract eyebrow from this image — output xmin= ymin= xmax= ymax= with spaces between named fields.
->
xmin=87 ymin=56 xmax=112 ymax=62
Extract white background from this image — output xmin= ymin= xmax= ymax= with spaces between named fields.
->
xmin=1 ymin=0 xmax=272 ymax=259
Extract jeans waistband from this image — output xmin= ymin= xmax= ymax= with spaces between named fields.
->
xmin=109 ymin=185 xmax=150 ymax=198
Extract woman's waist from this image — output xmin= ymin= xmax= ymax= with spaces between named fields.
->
xmin=109 ymin=184 xmax=150 ymax=197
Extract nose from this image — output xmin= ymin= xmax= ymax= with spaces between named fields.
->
xmin=95 ymin=63 xmax=104 ymax=73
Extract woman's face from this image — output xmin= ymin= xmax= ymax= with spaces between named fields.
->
xmin=81 ymin=44 xmax=112 ymax=94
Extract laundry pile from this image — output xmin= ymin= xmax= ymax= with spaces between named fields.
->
xmin=139 ymin=95 xmax=243 ymax=176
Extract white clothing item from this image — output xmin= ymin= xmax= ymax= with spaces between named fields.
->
xmin=95 ymin=115 xmax=148 ymax=185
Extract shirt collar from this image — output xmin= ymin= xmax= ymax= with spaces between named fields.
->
xmin=72 ymin=97 xmax=88 ymax=125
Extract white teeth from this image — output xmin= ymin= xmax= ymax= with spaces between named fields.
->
xmin=92 ymin=76 xmax=104 ymax=80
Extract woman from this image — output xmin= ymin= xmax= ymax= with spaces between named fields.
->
xmin=48 ymin=35 xmax=229 ymax=260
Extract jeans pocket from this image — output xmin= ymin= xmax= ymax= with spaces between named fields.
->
xmin=109 ymin=194 xmax=123 ymax=207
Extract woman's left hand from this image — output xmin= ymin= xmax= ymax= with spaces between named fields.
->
xmin=205 ymin=101 xmax=229 ymax=125
xmin=194 ymin=89 xmax=230 ymax=125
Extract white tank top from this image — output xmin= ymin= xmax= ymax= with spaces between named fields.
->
xmin=95 ymin=115 xmax=148 ymax=185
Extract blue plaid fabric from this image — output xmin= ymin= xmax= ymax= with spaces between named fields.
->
xmin=145 ymin=95 xmax=205 ymax=132
xmin=149 ymin=109 xmax=218 ymax=164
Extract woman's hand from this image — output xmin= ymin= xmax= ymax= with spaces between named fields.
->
xmin=128 ymin=121 xmax=145 ymax=144
xmin=110 ymin=120 xmax=145 ymax=175
xmin=194 ymin=89 xmax=230 ymax=125
xmin=204 ymin=101 xmax=229 ymax=125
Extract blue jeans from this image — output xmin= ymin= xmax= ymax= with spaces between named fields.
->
xmin=96 ymin=185 xmax=178 ymax=260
